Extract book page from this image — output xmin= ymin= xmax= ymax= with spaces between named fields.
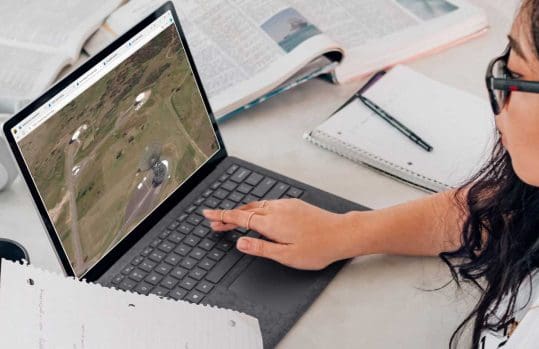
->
xmin=0 ymin=260 xmax=263 ymax=348
xmin=84 ymin=0 xmax=342 ymax=117
xmin=0 ymin=0 xmax=123 ymax=113
xmin=0 ymin=45 xmax=69 ymax=113
xmin=291 ymin=0 xmax=488 ymax=82
xmin=0 ymin=0 xmax=123 ymax=59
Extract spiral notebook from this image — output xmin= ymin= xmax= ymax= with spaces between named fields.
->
xmin=303 ymin=65 xmax=495 ymax=192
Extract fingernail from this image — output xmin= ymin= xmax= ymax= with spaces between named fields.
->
xmin=202 ymin=209 xmax=210 ymax=215
xmin=237 ymin=238 xmax=249 ymax=251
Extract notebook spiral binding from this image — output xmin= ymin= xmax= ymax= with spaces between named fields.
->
xmin=303 ymin=129 xmax=451 ymax=193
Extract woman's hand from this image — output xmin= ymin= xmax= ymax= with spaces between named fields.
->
xmin=202 ymin=199 xmax=354 ymax=270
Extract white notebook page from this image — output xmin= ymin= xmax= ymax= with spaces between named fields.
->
xmin=313 ymin=65 xmax=495 ymax=189
xmin=0 ymin=260 xmax=263 ymax=349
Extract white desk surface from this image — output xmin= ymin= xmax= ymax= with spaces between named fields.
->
xmin=0 ymin=2 xmax=511 ymax=348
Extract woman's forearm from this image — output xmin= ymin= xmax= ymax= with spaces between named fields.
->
xmin=339 ymin=189 xmax=468 ymax=258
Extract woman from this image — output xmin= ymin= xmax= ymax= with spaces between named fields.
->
xmin=204 ymin=1 xmax=539 ymax=347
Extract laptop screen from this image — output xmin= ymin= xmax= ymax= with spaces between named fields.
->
xmin=9 ymin=11 xmax=220 ymax=278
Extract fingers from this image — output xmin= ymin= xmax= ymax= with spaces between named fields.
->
xmin=236 ymin=237 xmax=286 ymax=262
xmin=203 ymin=208 xmax=265 ymax=231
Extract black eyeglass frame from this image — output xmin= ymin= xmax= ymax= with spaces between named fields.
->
xmin=486 ymin=44 xmax=539 ymax=115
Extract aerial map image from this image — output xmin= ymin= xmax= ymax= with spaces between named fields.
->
xmin=19 ymin=25 xmax=219 ymax=276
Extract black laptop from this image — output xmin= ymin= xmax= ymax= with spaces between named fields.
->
xmin=2 ymin=3 xmax=367 ymax=347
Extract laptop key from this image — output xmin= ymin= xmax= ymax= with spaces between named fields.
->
xmin=128 ymin=269 xmax=146 ymax=282
xmin=167 ymin=232 xmax=184 ymax=244
xmin=219 ymin=200 xmax=235 ymax=210
xmin=161 ymin=276 xmax=179 ymax=289
xmin=208 ymin=249 xmax=225 ymax=261
xmin=204 ymin=197 xmax=220 ymax=208
xmin=121 ymin=265 xmax=135 ymax=275
xmin=189 ymin=267 xmax=207 ymax=281
xmin=213 ymin=188 xmax=228 ymax=200
xmin=228 ymin=191 xmax=244 ymax=202
xmin=193 ymin=226 xmax=209 ymax=238
xmin=180 ymin=277 xmax=197 ymax=290
xmin=145 ymin=272 xmax=163 ymax=286
xmin=207 ymin=232 xmax=223 ymax=242
xmin=171 ymin=267 xmax=188 ymax=280
xmin=230 ymin=167 xmax=251 ymax=183
xmin=224 ymin=231 xmax=241 ymax=242
xmin=184 ymin=236 xmax=200 ymax=247
xmin=150 ymin=239 xmax=161 ymax=248
xmin=168 ymin=221 xmax=180 ymax=230
xmin=202 ymin=189 xmax=213 ymax=197
xmin=219 ymin=173 xmax=229 ymax=182
xmin=265 ymin=182 xmax=290 ymax=200
xmin=164 ymin=253 xmax=181 ymax=266
xmin=206 ymin=249 xmax=243 ymax=283
xmin=216 ymin=240 xmax=233 ymax=251
xmin=157 ymin=241 xmax=174 ymax=253
xmin=237 ymin=183 xmax=253 ymax=194
xmin=174 ymin=243 xmax=191 ymax=256
xmin=196 ymin=280 xmax=214 ymax=294
xmin=141 ymin=247 xmax=153 ymax=257
xmin=169 ymin=287 xmax=188 ymax=301
xmin=177 ymin=222 xmax=193 ymax=234
xmin=221 ymin=180 xmax=237 ymax=192
xmin=155 ymin=263 xmax=173 ymax=275
xmin=187 ymin=214 xmax=203 ymax=226
xmin=111 ymin=274 xmax=124 ymax=285
xmin=226 ymin=164 xmax=239 ymax=174
xmin=242 ymin=194 xmax=259 ymax=204
xmin=139 ymin=260 xmax=156 ymax=272
xmin=131 ymin=255 xmax=144 ymax=266
xmin=149 ymin=250 xmax=166 ymax=263
xmin=194 ymin=196 xmax=206 ymax=205
xmin=177 ymin=213 xmax=188 ymax=222
xmin=150 ymin=286 xmax=169 ymax=297
xmin=199 ymin=238 xmax=216 ymax=251
xmin=210 ymin=181 xmax=221 ymax=190
xmin=245 ymin=172 xmax=263 ymax=186
xmin=185 ymin=205 xmax=197 ymax=214
xmin=134 ymin=282 xmax=152 ymax=295
xmin=185 ymin=290 xmax=204 ymax=304
xmin=189 ymin=247 xmax=206 ymax=260
xmin=199 ymin=258 xmax=216 ymax=271
xmin=286 ymin=187 xmax=303 ymax=198
xmin=119 ymin=278 xmax=137 ymax=291
xmin=180 ymin=257 xmax=197 ymax=270
xmin=252 ymin=177 xmax=276 ymax=197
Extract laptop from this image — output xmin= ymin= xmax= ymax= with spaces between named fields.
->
xmin=2 ymin=3 xmax=367 ymax=347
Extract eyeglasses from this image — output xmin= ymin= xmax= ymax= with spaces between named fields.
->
xmin=486 ymin=44 xmax=539 ymax=115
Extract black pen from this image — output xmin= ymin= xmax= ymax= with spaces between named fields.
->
xmin=357 ymin=94 xmax=433 ymax=152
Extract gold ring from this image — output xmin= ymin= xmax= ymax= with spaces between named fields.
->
xmin=220 ymin=210 xmax=226 ymax=224
xmin=246 ymin=211 xmax=256 ymax=230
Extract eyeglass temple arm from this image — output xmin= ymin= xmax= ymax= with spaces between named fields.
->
xmin=491 ymin=78 xmax=539 ymax=93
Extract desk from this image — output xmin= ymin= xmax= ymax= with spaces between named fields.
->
xmin=0 ymin=1 xmax=510 ymax=347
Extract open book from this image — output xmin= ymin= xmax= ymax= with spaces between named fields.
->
xmin=304 ymin=65 xmax=495 ymax=192
xmin=0 ymin=0 xmax=122 ymax=114
xmin=84 ymin=0 xmax=489 ymax=120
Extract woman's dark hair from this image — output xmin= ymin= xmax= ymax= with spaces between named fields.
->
xmin=440 ymin=2 xmax=539 ymax=347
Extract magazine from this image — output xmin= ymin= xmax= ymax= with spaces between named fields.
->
xmin=84 ymin=0 xmax=489 ymax=120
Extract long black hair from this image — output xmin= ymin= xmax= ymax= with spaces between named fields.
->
xmin=440 ymin=2 xmax=539 ymax=347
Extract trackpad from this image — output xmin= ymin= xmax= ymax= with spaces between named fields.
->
xmin=228 ymin=258 xmax=319 ymax=313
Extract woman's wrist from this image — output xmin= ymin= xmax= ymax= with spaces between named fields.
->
xmin=333 ymin=210 xmax=379 ymax=260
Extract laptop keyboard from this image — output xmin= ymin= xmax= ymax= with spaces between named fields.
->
xmin=110 ymin=163 xmax=304 ymax=304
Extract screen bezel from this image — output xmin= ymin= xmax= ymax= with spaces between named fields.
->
xmin=2 ymin=2 xmax=228 ymax=280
